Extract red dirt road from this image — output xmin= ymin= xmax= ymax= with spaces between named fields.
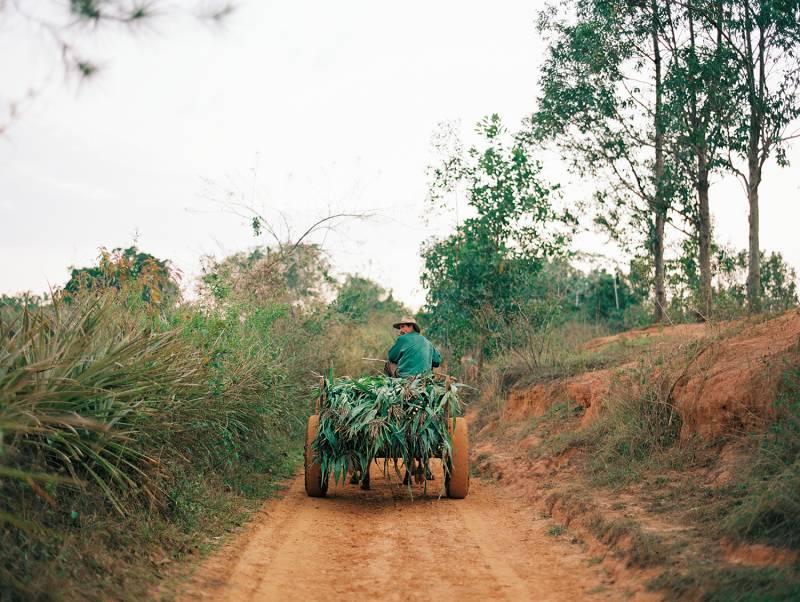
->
xmin=178 ymin=462 xmax=650 ymax=601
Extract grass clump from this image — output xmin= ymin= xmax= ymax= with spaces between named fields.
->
xmin=314 ymin=374 xmax=461 ymax=487
xmin=546 ymin=524 xmax=566 ymax=536
xmin=0 ymin=290 xmax=310 ymax=599
xmin=587 ymin=514 xmax=668 ymax=568
xmin=699 ymin=362 xmax=800 ymax=550
xmin=651 ymin=564 xmax=800 ymax=602
xmin=527 ymin=401 xmax=584 ymax=434
xmin=581 ymin=359 xmax=683 ymax=485
xmin=0 ymin=244 xmax=396 ymax=600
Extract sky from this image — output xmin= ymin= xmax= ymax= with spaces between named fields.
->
xmin=1 ymin=1 xmax=798 ymax=309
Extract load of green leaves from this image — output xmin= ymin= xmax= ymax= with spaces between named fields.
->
xmin=312 ymin=374 xmax=461 ymax=490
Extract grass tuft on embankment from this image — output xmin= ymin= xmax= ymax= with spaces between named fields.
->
xmin=698 ymin=362 xmax=800 ymax=550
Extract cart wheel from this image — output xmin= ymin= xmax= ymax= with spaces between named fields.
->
xmin=305 ymin=414 xmax=327 ymax=497
xmin=446 ymin=417 xmax=469 ymax=499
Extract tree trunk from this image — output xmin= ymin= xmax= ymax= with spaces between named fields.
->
xmin=654 ymin=210 xmax=666 ymax=321
xmin=743 ymin=1 xmax=763 ymax=312
xmin=651 ymin=0 xmax=666 ymax=323
xmin=697 ymin=148 xmax=712 ymax=319
xmin=687 ymin=0 xmax=712 ymax=320
xmin=746 ymin=146 xmax=762 ymax=310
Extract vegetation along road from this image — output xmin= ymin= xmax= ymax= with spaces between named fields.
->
xmin=178 ymin=461 xmax=652 ymax=601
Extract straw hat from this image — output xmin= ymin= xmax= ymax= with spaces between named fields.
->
xmin=393 ymin=316 xmax=420 ymax=333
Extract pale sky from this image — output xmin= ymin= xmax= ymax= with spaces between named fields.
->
xmin=1 ymin=1 xmax=798 ymax=309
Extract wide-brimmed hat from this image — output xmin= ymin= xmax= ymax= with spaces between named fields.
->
xmin=393 ymin=316 xmax=420 ymax=332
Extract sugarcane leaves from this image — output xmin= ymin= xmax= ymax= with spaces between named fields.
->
xmin=312 ymin=374 xmax=461 ymax=492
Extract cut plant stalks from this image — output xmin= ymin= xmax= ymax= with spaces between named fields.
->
xmin=311 ymin=373 xmax=462 ymax=494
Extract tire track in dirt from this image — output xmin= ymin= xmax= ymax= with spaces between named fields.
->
xmin=178 ymin=461 xmax=651 ymax=601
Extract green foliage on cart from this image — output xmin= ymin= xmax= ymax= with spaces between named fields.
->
xmin=312 ymin=374 xmax=462 ymax=489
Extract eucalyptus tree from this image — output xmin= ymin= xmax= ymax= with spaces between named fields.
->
xmin=717 ymin=0 xmax=800 ymax=311
xmin=531 ymin=0 xmax=677 ymax=322
xmin=680 ymin=0 xmax=800 ymax=310
xmin=660 ymin=0 xmax=739 ymax=318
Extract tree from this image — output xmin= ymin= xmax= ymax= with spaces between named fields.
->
xmin=579 ymin=268 xmax=641 ymax=328
xmin=64 ymin=246 xmax=180 ymax=305
xmin=718 ymin=0 xmax=800 ymax=311
xmin=333 ymin=276 xmax=405 ymax=323
xmin=421 ymin=114 xmax=575 ymax=362
xmin=1 ymin=1 xmax=234 ymax=132
xmin=660 ymin=0 xmax=740 ymax=318
xmin=681 ymin=0 xmax=800 ymax=311
xmin=199 ymin=244 xmax=335 ymax=306
xmin=714 ymin=246 xmax=798 ymax=313
xmin=532 ymin=0 xmax=677 ymax=322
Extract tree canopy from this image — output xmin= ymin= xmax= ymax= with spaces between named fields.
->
xmin=421 ymin=115 xmax=576 ymax=360
xmin=64 ymin=246 xmax=179 ymax=305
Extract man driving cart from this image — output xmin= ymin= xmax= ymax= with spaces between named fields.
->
xmin=384 ymin=316 xmax=442 ymax=378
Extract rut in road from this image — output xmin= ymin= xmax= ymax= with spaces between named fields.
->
xmin=178 ymin=461 xmax=648 ymax=601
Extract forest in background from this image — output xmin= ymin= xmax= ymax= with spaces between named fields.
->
xmin=419 ymin=0 xmax=800 ymax=366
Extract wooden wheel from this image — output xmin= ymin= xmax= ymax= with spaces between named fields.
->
xmin=304 ymin=414 xmax=328 ymax=497
xmin=445 ymin=417 xmax=469 ymax=499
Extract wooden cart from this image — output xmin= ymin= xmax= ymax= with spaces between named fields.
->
xmin=304 ymin=376 xmax=469 ymax=499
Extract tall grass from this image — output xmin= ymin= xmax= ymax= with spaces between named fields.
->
xmin=1 ymin=294 xmax=208 ymax=514
xmin=493 ymin=318 xmax=610 ymax=389
xmin=0 ymin=280 xmax=339 ymax=598
xmin=711 ymin=362 xmax=800 ymax=549
xmin=583 ymin=358 xmax=683 ymax=485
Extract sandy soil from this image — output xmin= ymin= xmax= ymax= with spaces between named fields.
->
xmin=177 ymin=461 xmax=649 ymax=601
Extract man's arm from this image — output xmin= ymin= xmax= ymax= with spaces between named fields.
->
xmin=387 ymin=337 xmax=404 ymax=364
xmin=431 ymin=345 xmax=442 ymax=368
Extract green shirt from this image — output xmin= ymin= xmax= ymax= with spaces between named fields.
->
xmin=387 ymin=331 xmax=442 ymax=377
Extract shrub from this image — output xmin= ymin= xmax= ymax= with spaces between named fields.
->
xmin=0 ymin=244 xmax=358 ymax=599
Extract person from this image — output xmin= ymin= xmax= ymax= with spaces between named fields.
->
xmin=384 ymin=316 xmax=442 ymax=378
xmin=382 ymin=316 xmax=442 ymax=484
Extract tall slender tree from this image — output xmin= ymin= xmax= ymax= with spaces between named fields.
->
xmin=661 ymin=0 xmax=739 ymax=318
xmin=685 ymin=0 xmax=800 ymax=310
xmin=531 ymin=0 xmax=676 ymax=321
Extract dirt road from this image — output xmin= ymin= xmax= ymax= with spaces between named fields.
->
xmin=178 ymin=462 xmax=645 ymax=601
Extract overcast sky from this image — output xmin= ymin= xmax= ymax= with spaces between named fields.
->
xmin=1 ymin=1 xmax=798 ymax=309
